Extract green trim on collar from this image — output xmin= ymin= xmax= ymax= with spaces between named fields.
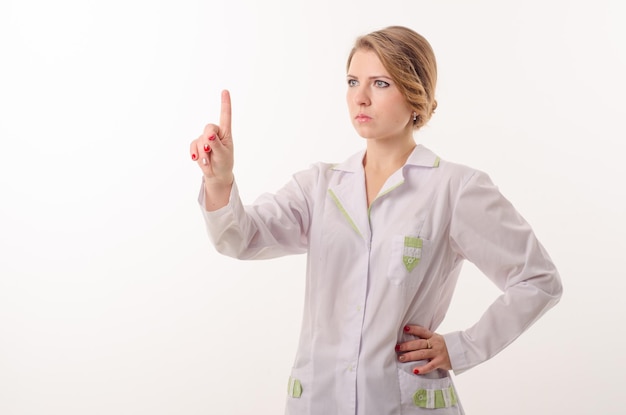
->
xmin=328 ymin=189 xmax=364 ymax=238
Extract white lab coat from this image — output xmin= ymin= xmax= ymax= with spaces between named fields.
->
xmin=199 ymin=145 xmax=562 ymax=415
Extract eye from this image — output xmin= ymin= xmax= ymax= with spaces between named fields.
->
xmin=374 ymin=80 xmax=390 ymax=88
xmin=347 ymin=79 xmax=358 ymax=87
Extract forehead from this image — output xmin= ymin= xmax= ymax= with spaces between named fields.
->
xmin=348 ymin=49 xmax=389 ymax=76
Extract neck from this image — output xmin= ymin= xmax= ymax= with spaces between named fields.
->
xmin=363 ymin=136 xmax=417 ymax=172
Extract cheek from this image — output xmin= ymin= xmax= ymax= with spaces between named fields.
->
xmin=379 ymin=96 xmax=409 ymax=122
xmin=390 ymin=99 xmax=412 ymax=123
xmin=388 ymin=110 xmax=412 ymax=129
xmin=346 ymin=93 xmax=356 ymax=119
xmin=346 ymin=89 xmax=355 ymax=106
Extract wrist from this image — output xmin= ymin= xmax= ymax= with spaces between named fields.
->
xmin=203 ymin=174 xmax=234 ymax=191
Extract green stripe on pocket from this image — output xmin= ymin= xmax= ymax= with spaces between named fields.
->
xmin=287 ymin=376 xmax=302 ymax=398
xmin=413 ymin=386 xmax=458 ymax=408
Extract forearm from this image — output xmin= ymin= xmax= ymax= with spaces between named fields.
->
xmin=199 ymin=176 xmax=310 ymax=260
xmin=444 ymin=268 xmax=562 ymax=374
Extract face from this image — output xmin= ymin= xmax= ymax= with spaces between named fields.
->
xmin=346 ymin=49 xmax=414 ymax=142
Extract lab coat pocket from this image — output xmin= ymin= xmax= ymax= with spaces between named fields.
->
xmin=388 ymin=235 xmax=430 ymax=286
xmin=397 ymin=362 xmax=462 ymax=414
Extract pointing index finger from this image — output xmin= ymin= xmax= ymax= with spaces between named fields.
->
xmin=219 ymin=89 xmax=231 ymax=138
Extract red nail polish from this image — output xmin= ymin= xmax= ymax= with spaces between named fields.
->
xmin=395 ymin=345 xmax=400 ymax=352
xmin=404 ymin=326 xmax=410 ymax=332
xmin=208 ymin=134 xmax=216 ymax=141
xmin=413 ymin=368 xmax=420 ymax=375
xmin=203 ymin=144 xmax=211 ymax=152
xmin=191 ymin=154 xmax=197 ymax=160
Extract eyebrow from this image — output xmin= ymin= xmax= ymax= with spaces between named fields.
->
xmin=346 ymin=74 xmax=393 ymax=80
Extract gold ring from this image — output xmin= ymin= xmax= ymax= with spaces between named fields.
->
xmin=426 ymin=339 xmax=432 ymax=349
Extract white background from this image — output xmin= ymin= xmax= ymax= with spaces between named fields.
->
xmin=1 ymin=0 xmax=625 ymax=414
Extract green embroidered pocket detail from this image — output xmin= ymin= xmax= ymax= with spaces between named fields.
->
xmin=413 ymin=386 xmax=458 ymax=408
xmin=287 ymin=376 xmax=302 ymax=398
xmin=402 ymin=237 xmax=423 ymax=272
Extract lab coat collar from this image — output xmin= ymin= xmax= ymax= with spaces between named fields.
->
xmin=331 ymin=144 xmax=439 ymax=173
xmin=326 ymin=145 xmax=440 ymax=241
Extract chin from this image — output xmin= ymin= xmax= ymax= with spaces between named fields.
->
xmin=353 ymin=125 xmax=377 ymax=139
xmin=356 ymin=132 xmax=376 ymax=140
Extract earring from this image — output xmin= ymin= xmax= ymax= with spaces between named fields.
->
xmin=412 ymin=112 xmax=418 ymax=123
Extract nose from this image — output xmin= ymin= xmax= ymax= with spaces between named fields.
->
xmin=353 ymin=85 xmax=371 ymax=107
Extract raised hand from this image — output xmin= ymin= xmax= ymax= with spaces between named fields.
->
xmin=190 ymin=90 xmax=234 ymax=187
xmin=190 ymin=90 xmax=235 ymax=211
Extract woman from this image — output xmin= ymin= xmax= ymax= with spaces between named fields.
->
xmin=189 ymin=26 xmax=562 ymax=415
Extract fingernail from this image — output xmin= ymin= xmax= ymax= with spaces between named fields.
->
xmin=413 ymin=368 xmax=420 ymax=375
xmin=399 ymin=355 xmax=406 ymax=362
xmin=208 ymin=134 xmax=216 ymax=141
xmin=395 ymin=344 xmax=400 ymax=352
xmin=191 ymin=154 xmax=198 ymax=160
xmin=404 ymin=326 xmax=410 ymax=332
xmin=202 ymin=158 xmax=208 ymax=166
xmin=203 ymin=144 xmax=211 ymax=152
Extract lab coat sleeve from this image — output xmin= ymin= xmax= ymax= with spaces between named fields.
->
xmin=443 ymin=171 xmax=563 ymax=374
xmin=198 ymin=168 xmax=314 ymax=260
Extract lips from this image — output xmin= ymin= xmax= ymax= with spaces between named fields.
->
xmin=355 ymin=114 xmax=372 ymax=122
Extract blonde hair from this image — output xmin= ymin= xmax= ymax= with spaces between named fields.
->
xmin=347 ymin=26 xmax=438 ymax=130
